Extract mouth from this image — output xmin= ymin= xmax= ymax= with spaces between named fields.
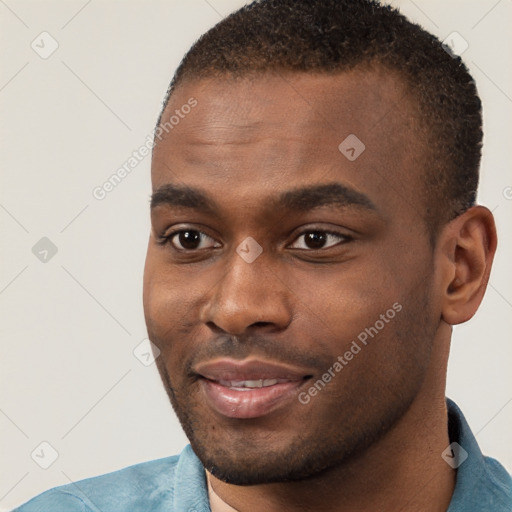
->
xmin=195 ymin=358 xmax=312 ymax=419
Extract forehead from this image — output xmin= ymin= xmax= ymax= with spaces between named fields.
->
xmin=151 ymin=69 xmax=426 ymax=220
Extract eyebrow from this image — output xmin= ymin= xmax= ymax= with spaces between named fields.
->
xmin=150 ymin=182 xmax=377 ymax=214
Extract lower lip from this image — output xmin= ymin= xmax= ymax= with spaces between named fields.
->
xmin=200 ymin=378 xmax=304 ymax=419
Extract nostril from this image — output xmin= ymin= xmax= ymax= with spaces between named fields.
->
xmin=250 ymin=321 xmax=273 ymax=328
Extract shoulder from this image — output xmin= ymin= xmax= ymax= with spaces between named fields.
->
xmin=480 ymin=455 xmax=512 ymax=510
xmin=12 ymin=455 xmax=181 ymax=512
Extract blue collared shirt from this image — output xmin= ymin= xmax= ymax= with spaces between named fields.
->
xmin=13 ymin=399 xmax=512 ymax=511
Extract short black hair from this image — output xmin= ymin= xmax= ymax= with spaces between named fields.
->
xmin=156 ymin=0 xmax=482 ymax=236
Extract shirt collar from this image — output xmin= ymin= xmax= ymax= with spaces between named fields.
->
xmin=446 ymin=398 xmax=511 ymax=511
xmin=172 ymin=444 xmax=211 ymax=512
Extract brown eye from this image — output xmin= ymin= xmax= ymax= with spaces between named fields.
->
xmin=168 ymin=230 xmax=220 ymax=251
xmin=304 ymin=232 xmax=327 ymax=249
xmin=290 ymin=230 xmax=348 ymax=250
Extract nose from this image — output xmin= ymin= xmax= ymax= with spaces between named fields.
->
xmin=200 ymin=249 xmax=292 ymax=336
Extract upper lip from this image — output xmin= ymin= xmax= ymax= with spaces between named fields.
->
xmin=194 ymin=358 xmax=312 ymax=382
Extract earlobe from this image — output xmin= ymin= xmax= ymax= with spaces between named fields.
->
xmin=440 ymin=206 xmax=497 ymax=325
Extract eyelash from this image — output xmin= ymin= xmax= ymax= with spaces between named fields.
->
xmin=158 ymin=228 xmax=352 ymax=252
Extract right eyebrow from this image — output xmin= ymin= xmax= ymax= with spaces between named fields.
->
xmin=150 ymin=184 xmax=217 ymax=215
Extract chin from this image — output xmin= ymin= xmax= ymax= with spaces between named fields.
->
xmin=201 ymin=455 xmax=325 ymax=486
xmin=188 ymin=431 xmax=360 ymax=486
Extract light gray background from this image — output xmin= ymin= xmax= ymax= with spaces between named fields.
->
xmin=1 ymin=0 xmax=511 ymax=509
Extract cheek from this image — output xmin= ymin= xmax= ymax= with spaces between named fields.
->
xmin=143 ymin=257 xmax=209 ymax=371
xmin=144 ymin=284 xmax=185 ymax=337
xmin=143 ymin=253 xmax=187 ymax=347
xmin=292 ymin=262 xmax=402 ymax=334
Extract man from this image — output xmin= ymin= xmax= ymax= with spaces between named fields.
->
xmin=14 ymin=0 xmax=511 ymax=510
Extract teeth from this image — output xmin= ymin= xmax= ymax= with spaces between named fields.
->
xmin=238 ymin=380 xmax=264 ymax=388
xmin=219 ymin=379 xmax=281 ymax=388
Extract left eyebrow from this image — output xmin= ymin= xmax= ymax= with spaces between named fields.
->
xmin=275 ymin=183 xmax=378 ymax=213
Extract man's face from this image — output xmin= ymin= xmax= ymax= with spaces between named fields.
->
xmin=144 ymin=69 xmax=443 ymax=484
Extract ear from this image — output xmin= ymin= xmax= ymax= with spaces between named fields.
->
xmin=438 ymin=206 xmax=497 ymax=325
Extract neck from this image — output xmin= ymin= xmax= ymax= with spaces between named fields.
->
xmin=207 ymin=323 xmax=456 ymax=512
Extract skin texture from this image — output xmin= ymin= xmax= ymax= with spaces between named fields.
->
xmin=143 ymin=68 xmax=497 ymax=511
